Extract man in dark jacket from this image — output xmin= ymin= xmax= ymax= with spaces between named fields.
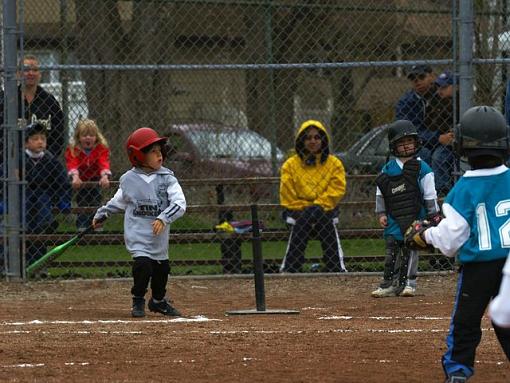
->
xmin=395 ymin=65 xmax=440 ymax=165
xmin=0 ymin=55 xmax=65 ymax=158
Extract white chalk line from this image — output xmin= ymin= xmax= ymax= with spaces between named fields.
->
xmin=0 ymin=315 xmax=449 ymax=327
xmin=0 ymin=314 xmax=495 ymax=336
xmin=5 ymin=328 xmax=497 ymax=336
xmin=2 ymin=358 xmax=506 ymax=370
xmin=319 ymin=315 xmax=451 ymax=320
xmin=0 ymin=315 xmax=219 ymax=326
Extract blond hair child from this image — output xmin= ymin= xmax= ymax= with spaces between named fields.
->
xmin=65 ymin=119 xmax=111 ymax=230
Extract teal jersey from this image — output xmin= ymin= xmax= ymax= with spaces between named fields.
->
xmin=380 ymin=158 xmax=435 ymax=240
xmin=445 ymin=167 xmax=510 ymax=263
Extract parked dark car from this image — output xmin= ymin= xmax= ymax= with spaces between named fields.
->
xmin=165 ymin=122 xmax=284 ymax=179
xmin=335 ymin=124 xmax=390 ymax=175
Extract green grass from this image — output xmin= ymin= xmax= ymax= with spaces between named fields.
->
xmin=58 ymin=238 xmax=385 ymax=261
xmin=40 ymin=237 xmax=386 ymax=278
xmin=47 ymin=210 xmax=386 ymax=278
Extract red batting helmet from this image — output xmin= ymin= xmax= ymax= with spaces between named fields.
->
xmin=126 ymin=127 xmax=167 ymax=166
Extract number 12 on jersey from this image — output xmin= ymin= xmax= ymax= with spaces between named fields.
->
xmin=476 ymin=201 xmax=510 ymax=250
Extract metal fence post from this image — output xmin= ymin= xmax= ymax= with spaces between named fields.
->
xmin=2 ymin=0 xmax=22 ymax=280
xmin=458 ymin=0 xmax=474 ymax=116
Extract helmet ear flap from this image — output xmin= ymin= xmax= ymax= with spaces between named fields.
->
xmin=127 ymin=145 xmax=144 ymax=166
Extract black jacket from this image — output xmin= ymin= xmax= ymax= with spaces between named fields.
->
xmin=24 ymin=150 xmax=71 ymax=233
xmin=1 ymin=85 xmax=66 ymax=157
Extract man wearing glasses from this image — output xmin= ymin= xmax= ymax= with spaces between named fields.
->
xmin=0 ymin=55 xmax=65 ymax=158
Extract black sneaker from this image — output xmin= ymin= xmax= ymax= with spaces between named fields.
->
xmin=131 ymin=297 xmax=145 ymax=318
xmin=148 ymin=298 xmax=181 ymax=317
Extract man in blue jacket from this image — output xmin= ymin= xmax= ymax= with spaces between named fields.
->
xmin=396 ymin=65 xmax=440 ymax=165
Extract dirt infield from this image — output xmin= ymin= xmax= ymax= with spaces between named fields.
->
xmin=0 ymin=274 xmax=508 ymax=383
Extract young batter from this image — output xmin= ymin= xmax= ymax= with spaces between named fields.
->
xmin=93 ymin=127 xmax=186 ymax=317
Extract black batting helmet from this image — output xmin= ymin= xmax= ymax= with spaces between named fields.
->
xmin=387 ymin=120 xmax=421 ymax=157
xmin=454 ymin=105 xmax=510 ymax=160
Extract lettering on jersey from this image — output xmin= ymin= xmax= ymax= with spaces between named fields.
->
xmin=134 ymin=199 xmax=162 ymax=217
xmin=391 ymin=183 xmax=406 ymax=194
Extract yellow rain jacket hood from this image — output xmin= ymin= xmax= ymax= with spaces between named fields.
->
xmin=280 ymin=120 xmax=346 ymax=212
xmin=294 ymin=119 xmax=330 ymax=165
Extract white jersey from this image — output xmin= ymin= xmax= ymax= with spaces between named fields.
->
xmin=94 ymin=166 xmax=186 ymax=260
xmin=489 ymin=255 xmax=510 ymax=327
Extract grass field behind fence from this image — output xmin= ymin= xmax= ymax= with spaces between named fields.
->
xmin=47 ymin=208 xmax=457 ymax=278
xmin=43 ymin=237 xmax=388 ymax=278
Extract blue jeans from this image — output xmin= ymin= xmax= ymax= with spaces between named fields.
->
xmin=432 ymin=145 xmax=456 ymax=195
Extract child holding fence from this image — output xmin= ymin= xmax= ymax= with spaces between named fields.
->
xmin=93 ymin=127 xmax=186 ymax=318
xmin=65 ymin=119 xmax=111 ymax=231
xmin=25 ymin=121 xmax=71 ymax=266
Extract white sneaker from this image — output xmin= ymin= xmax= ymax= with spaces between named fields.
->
xmin=371 ymin=286 xmax=396 ymax=298
xmin=400 ymin=285 xmax=416 ymax=297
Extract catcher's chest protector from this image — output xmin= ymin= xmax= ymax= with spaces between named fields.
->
xmin=376 ymin=159 xmax=422 ymax=234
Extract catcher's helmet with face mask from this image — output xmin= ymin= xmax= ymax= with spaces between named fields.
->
xmin=454 ymin=105 xmax=510 ymax=160
xmin=126 ymin=127 xmax=167 ymax=166
xmin=387 ymin=120 xmax=421 ymax=157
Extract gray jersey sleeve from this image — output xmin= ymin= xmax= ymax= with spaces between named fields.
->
xmin=157 ymin=178 xmax=186 ymax=225
xmin=94 ymin=187 xmax=128 ymax=220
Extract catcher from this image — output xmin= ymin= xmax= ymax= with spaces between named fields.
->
xmin=405 ymin=106 xmax=510 ymax=382
xmin=371 ymin=120 xmax=440 ymax=298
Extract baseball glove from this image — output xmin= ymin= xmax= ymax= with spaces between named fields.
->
xmin=404 ymin=219 xmax=433 ymax=250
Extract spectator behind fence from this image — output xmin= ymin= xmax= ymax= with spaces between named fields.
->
xmin=429 ymin=70 xmax=458 ymax=196
xmin=404 ymin=106 xmax=510 ymax=382
xmin=0 ymin=55 xmax=66 ymax=158
xmin=371 ymin=120 xmax=440 ymax=298
xmin=65 ymin=119 xmax=111 ymax=231
xmin=24 ymin=121 xmax=71 ymax=266
xmin=395 ymin=64 xmax=440 ymax=165
xmin=93 ymin=127 xmax=186 ymax=318
xmin=279 ymin=120 xmax=347 ymax=273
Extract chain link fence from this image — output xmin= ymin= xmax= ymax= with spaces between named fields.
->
xmin=1 ymin=0 xmax=510 ymax=280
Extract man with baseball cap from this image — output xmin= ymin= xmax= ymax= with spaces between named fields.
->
xmin=435 ymin=70 xmax=454 ymax=89
xmin=396 ymin=64 xmax=439 ymax=165
xmin=406 ymin=64 xmax=433 ymax=80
